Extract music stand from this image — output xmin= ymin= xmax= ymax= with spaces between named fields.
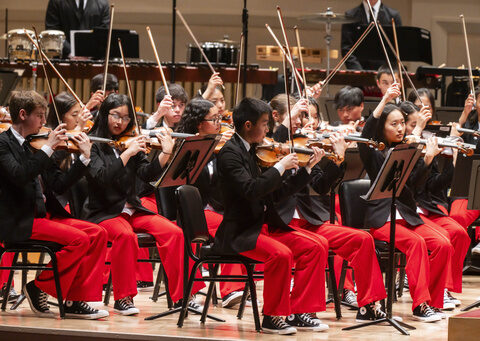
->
xmin=145 ymin=134 xmax=224 ymax=322
xmin=343 ymin=143 xmax=422 ymax=335
xmin=0 ymin=68 xmax=22 ymax=106
xmin=450 ymin=154 xmax=480 ymax=198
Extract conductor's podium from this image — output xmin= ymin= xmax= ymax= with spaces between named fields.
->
xmin=448 ymin=309 xmax=480 ymax=341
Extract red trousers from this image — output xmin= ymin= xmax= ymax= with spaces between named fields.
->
xmin=450 ymin=199 xmax=480 ymax=240
xmin=135 ymin=195 xmax=156 ymax=283
xmin=371 ymin=220 xmax=453 ymax=309
xmin=0 ymin=252 xmax=15 ymax=287
xmin=32 ymin=218 xmax=107 ymax=301
xmin=290 ymin=219 xmax=386 ymax=308
xmin=333 ymin=256 xmax=354 ymax=291
xmin=420 ymin=214 xmax=470 ymax=293
xmin=239 ymin=224 xmax=328 ymax=316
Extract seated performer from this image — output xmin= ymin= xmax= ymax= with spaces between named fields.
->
xmin=376 ymin=65 xmax=400 ymax=97
xmin=407 ymin=88 xmax=436 ymax=116
xmin=86 ymin=73 xmax=119 ymax=114
xmin=82 ymin=93 xmax=202 ymax=315
xmin=334 ymin=86 xmax=365 ymax=125
xmin=214 ymin=97 xmax=329 ymax=334
xmin=402 ymin=101 xmax=469 ymax=311
xmin=0 ymin=90 xmax=108 ymax=319
xmin=145 ymin=84 xmax=188 ymax=130
xmin=201 ymin=72 xmax=231 ymax=125
xmin=360 ymin=83 xmax=452 ymax=322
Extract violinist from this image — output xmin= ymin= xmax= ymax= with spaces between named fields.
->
xmin=271 ymin=97 xmax=309 ymax=142
xmin=334 ymin=86 xmax=364 ymax=126
xmin=86 ymin=73 xmax=119 ymax=115
xmin=376 ymin=64 xmax=399 ymax=97
xmin=145 ymin=84 xmax=188 ymax=130
xmin=359 ymin=83 xmax=451 ymax=322
xmin=176 ymin=98 xmax=244 ymax=308
xmin=46 ymin=92 xmax=93 ymax=132
xmin=273 ymin=103 xmax=389 ymax=322
xmin=214 ymin=97 xmax=329 ymax=334
xmin=407 ymin=88 xmax=436 ymax=116
xmin=0 ymin=90 xmax=108 ymax=319
xmin=269 ymin=94 xmax=297 ymax=136
xmin=300 ymin=98 xmax=322 ymax=131
xmin=402 ymin=101 xmax=470 ymax=311
xmin=201 ymin=72 xmax=231 ymax=124
xmin=82 ymin=93 xmax=202 ymax=315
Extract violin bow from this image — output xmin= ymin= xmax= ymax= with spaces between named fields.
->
xmin=176 ymin=8 xmax=225 ymax=90
xmin=391 ymin=18 xmax=405 ymax=101
xmin=460 ymin=14 xmax=476 ymax=108
xmin=294 ymin=26 xmax=308 ymax=98
xmin=234 ymin=33 xmax=244 ymax=107
xmin=282 ymin=53 xmax=295 ymax=152
xmin=118 ymin=38 xmax=141 ymax=135
xmin=25 ymin=29 xmax=86 ymax=109
xmin=102 ymin=4 xmax=115 ymax=94
xmin=32 ymin=27 xmax=61 ymax=125
xmin=146 ymin=26 xmax=171 ymax=96
xmin=377 ymin=24 xmax=426 ymax=107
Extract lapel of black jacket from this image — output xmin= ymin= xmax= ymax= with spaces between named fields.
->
xmin=356 ymin=4 xmax=369 ymax=25
xmin=69 ymin=0 xmax=83 ymax=24
xmin=377 ymin=4 xmax=388 ymax=25
xmin=6 ymin=129 xmax=26 ymax=163
xmin=233 ymin=133 xmax=259 ymax=178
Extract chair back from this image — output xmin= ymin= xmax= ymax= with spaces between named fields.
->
xmin=175 ymin=185 xmax=211 ymax=246
xmin=338 ymin=179 xmax=370 ymax=228
xmin=155 ymin=186 xmax=177 ymax=221
xmin=69 ymin=176 xmax=89 ymax=218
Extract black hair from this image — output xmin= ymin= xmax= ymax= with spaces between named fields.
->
xmin=199 ymin=83 xmax=224 ymax=96
xmin=46 ymin=92 xmax=77 ymax=128
xmin=8 ymin=90 xmax=47 ymax=123
xmin=407 ymin=88 xmax=435 ymax=113
xmin=89 ymin=94 xmax=134 ymax=138
xmin=90 ymin=73 xmax=119 ymax=93
xmin=399 ymin=101 xmax=420 ymax=122
xmin=374 ymin=104 xmax=405 ymax=146
xmin=334 ymin=86 xmax=364 ymax=110
xmin=233 ymin=97 xmax=272 ymax=134
xmin=176 ymin=98 xmax=214 ymax=134
xmin=155 ymin=84 xmax=188 ymax=104
xmin=308 ymin=97 xmax=321 ymax=119
xmin=375 ymin=64 xmax=398 ymax=81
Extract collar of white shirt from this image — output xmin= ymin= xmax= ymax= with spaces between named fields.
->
xmin=363 ymin=0 xmax=381 ymax=22
xmin=10 ymin=126 xmax=26 ymax=146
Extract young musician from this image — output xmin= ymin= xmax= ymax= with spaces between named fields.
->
xmin=376 ymin=64 xmax=399 ymax=97
xmin=145 ymin=84 xmax=188 ymax=130
xmin=359 ymin=83 xmax=452 ymax=322
xmin=268 ymin=94 xmax=298 ymax=136
xmin=82 ymin=94 xmax=201 ymax=315
xmin=215 ymin=97 xmax=329 ymax=334
xmin=201 ymin=72 xmax=230 ymax=124
xmin=46 ymin=92 xmax=93 ymax=131
xmin=334 ymin=86 xmax=364 ymax=125
xmin=85 ymin=73 xmax=119 ymax=117
xmin=0 ymin=91 xmax=108 ymax=319
xmin=407 ymin=88 xmax=436 ymax=116
xmin=403 ymin=101 xmax=470 ymax=310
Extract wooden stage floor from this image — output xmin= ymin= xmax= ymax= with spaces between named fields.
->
xmin=0 ymin=273 xmax=479 ymax=341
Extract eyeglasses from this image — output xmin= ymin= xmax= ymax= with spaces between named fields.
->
xmin=203 ymin=115 xmax=222 ymax=124
xmin=109 ymin=113 xmax=131 ymax=123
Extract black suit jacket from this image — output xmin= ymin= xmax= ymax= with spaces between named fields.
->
xmin=341 ymin=3 xmax=402 ymax=70
xmin=415 ymin=157 xmax=453 ymax=216
xmin=81 ymin=143 xmax=163 ymax=224
xmin=359 ymin=115 xmax=428 ymax=228
xmin=275 ymin=160 xmax=344 ymax=226
xmin=213 ymin=134 xmax=311 ymax=254
xmin=45 ymin=0 xmax=110 ymax=56
xmin=0 ymin=129 xmax=52 ymax=242
xmin=193 ymin=155 xmax=224 ymax=212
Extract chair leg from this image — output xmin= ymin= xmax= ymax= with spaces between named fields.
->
xmin=103 ymin=272 xmax=112 ymax=306
xmin=328 ymin=254 xmax=342 ymax=320
xmin=201 ymin=264 xmax=219 ymax=323
xmin=35 ymin=252 xmax=45 ymax=278
xmin=397 ymin=254 xmax=406 ymax=298
xmin=49 ymin=252 xmax=65 ymax=318
xmin=162 ymin=266 xmax=173 ymax=309
xmin=338 ymin=260 xmax=348 ymax=294
xmin=21 ymin=252 xmax=28 ymax=289
xmin=151 ymin=262 xmax=163 ymax=302
xmin=177 ymin=261 xmax=201 ymax=328
xmin=237 ymin=282 xmax=249 ymax=320
xmin=245 ymin=264 xmax=261 ymax=332
xmin=2 ymin=253 xmax=19 ymax=312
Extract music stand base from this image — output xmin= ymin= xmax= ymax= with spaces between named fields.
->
xmin=461 ymin=300 xmax=480 ymax=312
xmin=144 ymin=306 xmax=225 ymax=322
xmin=342 ymin=317 xmax=415 ymax=335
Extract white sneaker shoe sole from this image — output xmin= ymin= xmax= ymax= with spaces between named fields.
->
xmin=114 ymin=307 xmax=139 ymax=316
xmin=222 ymin=291 xmax=244 ymax=308
xmin=412 ymin=314 xmax=441 ymax=322
xmin=262 ymin=326 xmax=297 ymax=335
xmin=66 ymin=309 xmax=109 ymax=320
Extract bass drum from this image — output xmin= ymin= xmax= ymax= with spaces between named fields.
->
xmin=5 ymin=29 xmax=36 ymax=62
xmin=39 ymin=30 xmax=65 ymax=59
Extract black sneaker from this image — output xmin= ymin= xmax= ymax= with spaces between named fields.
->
xmin=342 ymin=289 xmax=358 ymax=308
xmin=24 ymin=281 xmax=54 ymax=317
xmin=114 ymin=296 xmax=139 ymax=316
xmin=286 ymin=313 xmax=329 ymax=332
xmin=412 ymin=302 xmax=441 ymax=322
xmin=356 ymin=302 xmax=387 ymax=322
xmin=262 ymin=315 xmax=297 ymax=335
xmin=64 ymin=301 xmax=109 ymax=319
xmin=445 ymin=289 xmax=461 ymax=306
xmin=136 ymin=281 xmax=154 ymax=292
xmin=0 ymin=284 xmax=20 ymax=303
xmin=222 ymin=290 xmax=244 ymax=308
xmin=432 ymin=307 xmax=447 ymax=319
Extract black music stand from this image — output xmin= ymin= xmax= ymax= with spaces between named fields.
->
xmin=145 ymin=134 xmax=224 ymax=322
xmin=343 ymin=143 xmax=422 ymax=335
xmin=0 ymin=68 xmax=22 ymax=106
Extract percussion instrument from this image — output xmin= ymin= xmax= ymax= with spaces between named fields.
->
xmin=39 ymin=30 xmax=65 ymax=59
xmin=5 ymin=29 xmax=36 ymax=62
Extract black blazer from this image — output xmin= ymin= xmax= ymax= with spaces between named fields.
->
xmin=275 ymin=160 xmax=344 ymax=226
xmin=0 ymin=129 xmax=52 ymax=242
xmin=81 ymin=143 xmax=163 ymax=224
xmin=415 ymin=157 xmax=453 ymax=216
xmin=45 ymin=0 xmax=110 ymax=56
xmin=42 ymin=150 xmax=89 ymax=219
xmin=359 ymin=115 xmax=428 ymax=228
xmin=193 ymin=155 xmax=225 ymax=212
xmin=341 ymin=3 xmax=402 ymax=70
xmin=213 ymin=134 xmax=311 ymax=254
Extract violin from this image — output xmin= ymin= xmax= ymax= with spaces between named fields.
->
xmin=221 ymin=110 xmax=233 ymax=125
xmin=305 ymin=131 xmax=385 ymax=151
xmin=404 ymin=135 xmax=475 ymax=157
xmin=255 ymin=137 xmax=342 ymax=168
xmin=0 ymin=107 xmax=11 ymax=123
xmin=214 ymin=126 xmax=235 ymax=153
xmin=0 ymin=122 xmax=11 ymax=133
